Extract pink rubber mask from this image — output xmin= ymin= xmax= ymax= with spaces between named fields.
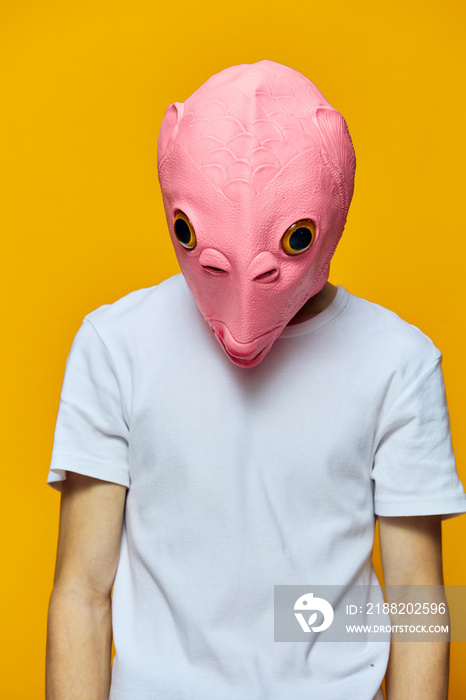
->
xmin=157 ymin=61 xmax=356 ymax=368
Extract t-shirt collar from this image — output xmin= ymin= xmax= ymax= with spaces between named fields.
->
xmin=279 ymin=286 xmax=349 ymax=338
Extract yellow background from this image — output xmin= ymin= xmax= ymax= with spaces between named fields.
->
xmin=1 ymin=0 xmax=465 ymax=696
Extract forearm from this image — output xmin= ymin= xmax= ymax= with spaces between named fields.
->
xmin=46 ymin=586 xmax=113 ymax=700
xmin=385 ymin=640 xmax=449 ymax=700
xmin=379 ymin=516 xmax=449 ymax=699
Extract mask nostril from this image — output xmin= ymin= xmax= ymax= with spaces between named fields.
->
xmin=199 ymin=248 xmax=231 ymax=274
xmin=253 ymin=268 xmax=279 ymax=283
xmin=202 ymin=265 xmax=228 ymax=275
xmin=248 ymin=252 xmax=280 ymax=283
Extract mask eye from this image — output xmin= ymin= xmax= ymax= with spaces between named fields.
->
xmin=174 ymin=211 xmax=196 ymax=250
xmin=281 ymin=220 xmax=315 ymax=255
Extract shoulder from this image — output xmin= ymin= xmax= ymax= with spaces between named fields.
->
xmin=82 ymin=274 xmax=191 ymax=337
xmin=65 ymin=274 xmax=196 ymax=367
xmin=85 ymin=274 xmax=187 ymax=323
xmin=341 ymin=289 xmax=441 ymax=374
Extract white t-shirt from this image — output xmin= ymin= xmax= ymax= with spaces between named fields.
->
xmin=48 ymin=275 xmax=466 ymax=700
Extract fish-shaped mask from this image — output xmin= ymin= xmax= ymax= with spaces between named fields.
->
xmin=158 ymin=60 xmax=356 ymax=368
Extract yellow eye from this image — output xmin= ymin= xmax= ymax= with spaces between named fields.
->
xmin=173 ymin=211 xmax=196 ymax=250
xmin=281 ymin=220 xmax=315 ymax=255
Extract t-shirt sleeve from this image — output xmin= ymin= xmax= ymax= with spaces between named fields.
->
xmin=372 ymin=350 xmax=466 ymax=518
xmin=47 ymin=318 xmax=130 ymax=492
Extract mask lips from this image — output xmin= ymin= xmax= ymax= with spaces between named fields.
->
xmin=209 ymin=320 xmax=283 ymax=368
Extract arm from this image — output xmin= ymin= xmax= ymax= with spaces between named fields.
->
xmin=46 ymin=472 xmax=127 ymax=700
xmin=378 ymin=515 xmax=449 ymax=700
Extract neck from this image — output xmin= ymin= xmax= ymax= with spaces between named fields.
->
xmin=287 ymin=282 xmax=338 ymax=326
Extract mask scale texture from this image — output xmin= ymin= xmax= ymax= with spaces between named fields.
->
xmin=157 ymin=60 xmax=356 ymax=368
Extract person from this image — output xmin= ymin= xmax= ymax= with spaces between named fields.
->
xmin=46 ymin=60 xmax=466 ymax=700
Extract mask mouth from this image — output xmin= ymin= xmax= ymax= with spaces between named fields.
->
xmin=210 ymin=321 xmax=283 ymax=368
